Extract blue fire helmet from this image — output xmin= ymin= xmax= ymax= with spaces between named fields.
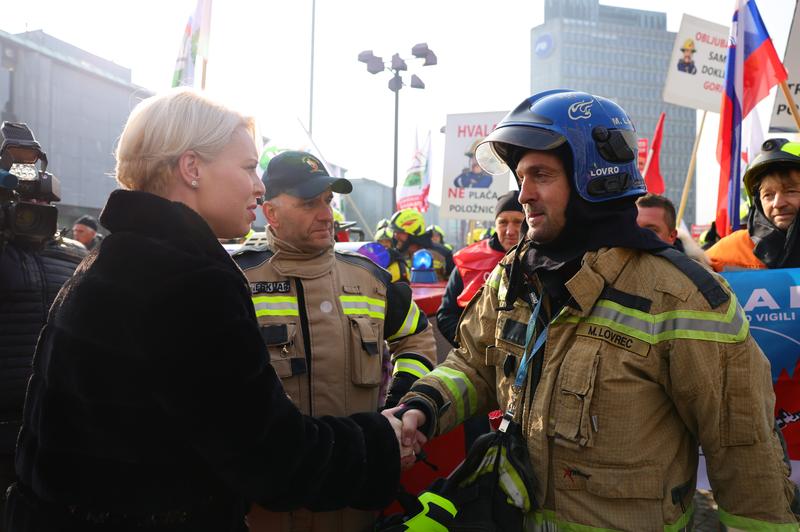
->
xmin=475 ymin=89 xmax=646 ymax=203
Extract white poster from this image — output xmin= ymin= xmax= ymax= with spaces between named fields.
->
xmin=769 ymin=1 xmax=799 ymax=133
xmin=440 ymin=111 xmax=511 ymax=222
xmin=662 ymin=14 xmax=730 ymax=112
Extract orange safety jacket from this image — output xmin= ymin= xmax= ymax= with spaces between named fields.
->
xmin=706 ymin=229 xmax=767 ymax=272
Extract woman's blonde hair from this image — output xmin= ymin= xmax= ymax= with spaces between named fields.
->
xmin=115 ymin=88 xmax=255 ymax=195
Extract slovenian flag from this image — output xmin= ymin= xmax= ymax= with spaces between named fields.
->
xmin=715 ymin=0 xmax=786 ymax=236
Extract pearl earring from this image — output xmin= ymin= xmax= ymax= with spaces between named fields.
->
xmin=191 ymin=180 xmax=199 ymax=188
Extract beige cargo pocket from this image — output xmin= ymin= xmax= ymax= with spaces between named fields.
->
xmin=550 ymin=337 xmax=600 ymax=449
xmin=553 ymin=461 xmax=663 ymax=530
xmin=350 ymin=317 xmax=382 ymax=387
xmin=261 ymin=323 xmax=305 ymax=403
xmin=722 ymin=341 xmax=755 ymax=446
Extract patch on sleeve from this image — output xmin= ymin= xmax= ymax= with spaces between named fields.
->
xmin=575 ymin=322 xmax=650 ymax=357
xmin=251 ymin=280 xmax=291 ymax=295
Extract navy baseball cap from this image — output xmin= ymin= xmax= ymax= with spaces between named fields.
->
xmin=263 ymin=151 xmax=352 ymax=200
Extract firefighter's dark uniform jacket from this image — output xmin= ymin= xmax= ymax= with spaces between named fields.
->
xmin=234 ymin=229 xmax=436 ymax=532
xmin=7 ymin=191 xmax=401 ymax=532
xmin=403 ymin=242 xmax=798 ymax=531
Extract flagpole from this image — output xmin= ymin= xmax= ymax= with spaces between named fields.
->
xmin=642 ymin=145 xmax=655 ymax=176
xmin=779 ymin=79 xmax=800 ymax=132
xmin=676 ymin=110 xmax=707 ymax=227
xmin=201 ymin=58 xmax=207 ymax=90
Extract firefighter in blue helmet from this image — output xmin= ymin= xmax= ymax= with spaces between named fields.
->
xmin=395 ymin=90 xmax=798 ymax=530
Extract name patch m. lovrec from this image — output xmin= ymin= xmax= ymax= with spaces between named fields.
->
xmin=576 ymin=322 xmax=650 ymax=357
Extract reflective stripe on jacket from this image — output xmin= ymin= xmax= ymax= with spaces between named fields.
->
xmin=404 ymin=244 xmax=798 ymax=531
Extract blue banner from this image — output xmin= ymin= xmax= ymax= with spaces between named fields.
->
xmin=722 ymin=268 xmax=800 ymax=382
xmin=721 ymin=267 xmax=800 ymax=467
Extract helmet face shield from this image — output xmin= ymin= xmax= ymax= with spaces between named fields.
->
xmin=475 ymin=142 xmax=509 ymax=176
xmin=476 ymin=126 xmax=567 ymax=176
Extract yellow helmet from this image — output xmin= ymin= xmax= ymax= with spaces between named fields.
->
xmin=680 ymin=39 xmax=696 ymax=52
xmin=427 ymin=224 xmax=445 ymax=239
xmin=375 ymin=227 xmax=394 ymax=241
xmin=390 ymin=209 xmax=426 ymax=237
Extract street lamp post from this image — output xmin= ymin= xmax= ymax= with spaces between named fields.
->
xmin=358 ymin=43 xmax=437 ymax=210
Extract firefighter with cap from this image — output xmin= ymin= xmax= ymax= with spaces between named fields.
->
xmin=390 ymin=208 xmax=454 ymax=281
xmin=707 ymin=138 xmax=800 ymax=271
xmin=395 ymin=90 xmax=799 ymax=530
xmin=233 ymin=150 xmax=437 ymax=532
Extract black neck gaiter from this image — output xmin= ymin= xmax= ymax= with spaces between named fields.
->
xmin=748 ymin=203 xmax=800 ymax=269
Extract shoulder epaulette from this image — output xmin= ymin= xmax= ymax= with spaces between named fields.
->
xmin=651 ymin=247 xmax=729 ymax=308
xmin=232 ymin=244 xmax=274 ymax=270
xmin=336 ymin=250 xmax=391 ymax=286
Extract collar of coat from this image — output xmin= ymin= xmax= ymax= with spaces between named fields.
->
xmin=266 ymin=227 xmax=335 ymax=279
xmin=518 ymin=243 xmax=636 ymax=318
xmin=99 ymin=189 xmax=233 ymax=267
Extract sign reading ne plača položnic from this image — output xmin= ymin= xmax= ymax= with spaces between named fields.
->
xmin=440 ymin=111 xmax=511 ymax=222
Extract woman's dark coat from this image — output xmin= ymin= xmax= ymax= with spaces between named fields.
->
xmin=6 ymin=190 xmax=400 ymax=531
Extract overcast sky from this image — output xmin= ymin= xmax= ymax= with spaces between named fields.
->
xmin=2 ymin=0 xmax=796 ymax=224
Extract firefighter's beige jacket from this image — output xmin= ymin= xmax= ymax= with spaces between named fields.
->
xmin=235 ymin=230 xmax=436 ymax=532
xmin=404 ymin=244 xmax=798 ymax=531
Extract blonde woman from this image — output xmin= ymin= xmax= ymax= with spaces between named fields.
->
xmin=5 ymin=89 xmax=404 ymax=532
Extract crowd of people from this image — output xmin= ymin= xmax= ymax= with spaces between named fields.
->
xmin=0 ymin=84 xmax=798 ymax=532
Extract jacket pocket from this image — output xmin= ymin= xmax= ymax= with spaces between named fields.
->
xmin=350 ymin=317 xmax=382 ymax=387
xmin=721 ymin=340 xmax=755 ymax=446
xmin=261 ymin=323 xmax=306 ymax=379
xmin=550 ymin=337 xmax=600 ymax=449
xmin=553 ymin=461 xmax=664 ymax=530
xmin=554 ymin=461 xmax=662 ymax=499
xmin=486 ymin=345 xmax=522 ymax=412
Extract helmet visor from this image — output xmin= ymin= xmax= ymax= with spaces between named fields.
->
xmin=476 ymin=126 xmax=566 ymax=175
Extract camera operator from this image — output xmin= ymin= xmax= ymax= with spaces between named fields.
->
xmin=0 ymin=123 xmax=86 ymax=517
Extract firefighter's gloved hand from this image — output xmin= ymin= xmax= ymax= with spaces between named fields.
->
xmin=383 ymin=372 xmax=416 ymax=409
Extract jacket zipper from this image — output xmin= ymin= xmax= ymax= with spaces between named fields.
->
xmin=294 ymin=279 xmax=314 ymax=416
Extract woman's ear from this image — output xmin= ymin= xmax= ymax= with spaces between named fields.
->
xmin=176 ymin=150 xmax=201 ymax=189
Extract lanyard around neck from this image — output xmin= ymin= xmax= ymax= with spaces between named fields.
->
xmin=513 ymin=292 xmax=549 ymax=392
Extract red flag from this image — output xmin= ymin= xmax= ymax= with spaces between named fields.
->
xmin=643 ymin=112 xmax=666 ymax=195
xmin=715 ymin=0 xmax=787 ymax=237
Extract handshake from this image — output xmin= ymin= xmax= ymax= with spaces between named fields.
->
xmin=381 ymin=406 xmax=428 ymax=470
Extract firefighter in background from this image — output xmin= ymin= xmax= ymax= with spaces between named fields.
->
xmin=707 ymin=138 xmax=800 ymax=271
xmin=373 ymin=226 xmax=409 ymax=283
xmin=396 ymin=90 xmax=798 ymax=530
xmin=436 ymin=191 xmax=524 ymax=347
xmin=234 ymin=151 xmax=437 ymax=532
xmin=427 ymin=224 xmax=453 ymax=251
xmin=390 ymin=208 xmax=454 ymax=281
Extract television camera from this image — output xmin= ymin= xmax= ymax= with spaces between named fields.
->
xmin=0 ymin=122 xmax=61 ymax=248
